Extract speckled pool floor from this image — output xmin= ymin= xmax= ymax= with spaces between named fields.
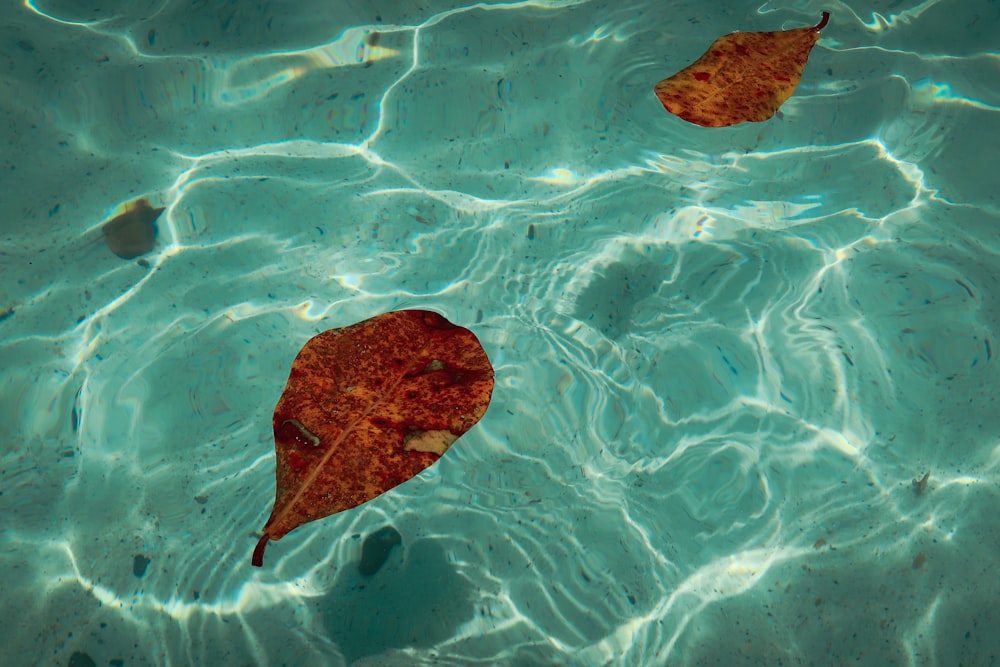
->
xmin=2 ymin=1 xmax=999 ymax=665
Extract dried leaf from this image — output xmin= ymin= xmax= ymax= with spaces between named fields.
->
xmin=102 ymin=198 xmax=163 ymax=259
xmin=252 ymin=310 xmax=494 ymax=567
xmin=655 ymin=12 xmax=829 ymax=127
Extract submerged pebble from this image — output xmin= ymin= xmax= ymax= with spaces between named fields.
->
xmin=68 ymin=652 xmax=96 ymax=667
xmin=133 ymin=554 xmax=151 ymax=577
xmin=358 ymin=526 xmax=402 ymax=576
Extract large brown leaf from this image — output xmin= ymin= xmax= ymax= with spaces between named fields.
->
xmin=654 ymin=12 xmax=829 ymax=127
xmin=251 ymin=310 xmax=494 ymax=567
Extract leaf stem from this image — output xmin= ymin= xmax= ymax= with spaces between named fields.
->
xmin=251 ymin=533 xmax=270 ymax=567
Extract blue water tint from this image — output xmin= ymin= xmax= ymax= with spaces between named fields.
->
xmin=2 ymin=0 xmax=999 ymax=665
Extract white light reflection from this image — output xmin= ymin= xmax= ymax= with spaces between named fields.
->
xmin=219 ymin=28 xmax=401 ymax=106
xmin=911 ymin=78 xmax=1000 ymax=113
xmin=49 ymin=539 xmax=317 ymax=621
xmin=846 ymin=0 xmax=946 ymax=32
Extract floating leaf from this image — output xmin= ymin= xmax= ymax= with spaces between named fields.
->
xmin=654 ymin=12 xmax=829 ymax=127
xmin=252 ymin=310 xmax=494 ymax=567
xmin=102 ymin=197 xmax=163 ymax=259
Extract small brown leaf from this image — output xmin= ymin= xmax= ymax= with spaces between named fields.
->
xmin=102 ymin=198 xmax=163 ymax=259
xmin=252 ymin=310 xmax=494 ymax=567
xmin=655 ymin=12 xmax=829 ymax=127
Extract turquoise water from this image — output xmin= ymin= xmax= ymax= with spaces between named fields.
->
xmin=3 ymin=0 xmax=999 ymax=665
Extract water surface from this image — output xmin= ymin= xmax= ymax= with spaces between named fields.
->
xmin=2 ymin=0 xmax=999 ymax=665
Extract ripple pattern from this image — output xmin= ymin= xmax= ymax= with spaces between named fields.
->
xmin=2 ymin=0 xmax=999 ymax=665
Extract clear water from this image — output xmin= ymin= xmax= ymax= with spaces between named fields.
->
xmin=3 ymin=0 xmax=999 ymax=665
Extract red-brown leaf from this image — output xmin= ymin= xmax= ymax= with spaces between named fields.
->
xmin=654 ymin=12 xmax=829 ymax=127
xmin=252 ymin=310 xmax=494 ymax=567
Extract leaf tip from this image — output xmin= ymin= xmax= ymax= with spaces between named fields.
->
xmin=251 ymin=533 xmax=270 ymax=567
xmin=815 ymin=11 xmax=830 ymax=31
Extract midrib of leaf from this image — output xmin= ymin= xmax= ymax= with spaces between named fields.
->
xmin=269 ymin=336 xmax=436 ymax=535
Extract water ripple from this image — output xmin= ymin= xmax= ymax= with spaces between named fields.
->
xmin=3 ymin=0 xmax=1000 ymax=665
